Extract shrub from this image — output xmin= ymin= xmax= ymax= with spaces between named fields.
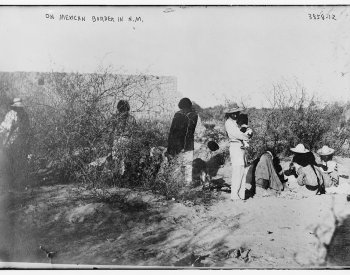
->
xmin=150 ymin=155 xmax=185 ymax=200
xmin=0 ymin=69 xmax=176 ymax=187
xmin=245 ymin=82 xmax=348 ymax=159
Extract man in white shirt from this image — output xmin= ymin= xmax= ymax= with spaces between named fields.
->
xmin=224 ymin=105 xmax=251 ymax=200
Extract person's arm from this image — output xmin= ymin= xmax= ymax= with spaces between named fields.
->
xmin=246 ymin=127 xmax=253 ymax=138
xmin=168 ymin=113 xmax=181 ymax=137
xmin=296 ymin=167 xmax=306 ymax=186
xmin=225 ymin=119 xmax=250 ymax=141
xmin=167 ymin=113 xmax=183 ymax=152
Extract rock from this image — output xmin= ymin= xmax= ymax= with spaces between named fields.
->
xmin=66 ymin=203 xmax=111 ymax=223
xmin=227 ymin=249 xmax=240 ymax=259
xmin=240 ymin=249 xmax=251 ymax=261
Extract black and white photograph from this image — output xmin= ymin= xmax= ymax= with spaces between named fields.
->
xmin=1 ymin=3 xmax=350 ymax=269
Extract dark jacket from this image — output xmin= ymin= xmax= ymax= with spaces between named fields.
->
xmin=167 ymin=109 xmax=198 ymax=156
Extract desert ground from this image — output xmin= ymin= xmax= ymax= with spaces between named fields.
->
xmin=1 ymin=149 xmax=350 ymax=268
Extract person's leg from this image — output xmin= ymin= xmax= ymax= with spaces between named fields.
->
xmin=231 ymin=165 xmax=239 ymax=200
xmin=231 ymin=165 xmax=245 ymax=200
xmin=183 ymin=150 xmax=194 ymax=185
xmin=238 ymin=166 xmax=247 ymax=199
xmin=7 ymin=149 xmax=17 ymax=190
xmin=255 ymin=178 xmax=278 ymax=197
xmin=12 ymin=147 xmax=30 ymax=188
xmin=230 ymin=143 xmax=245 ymax=200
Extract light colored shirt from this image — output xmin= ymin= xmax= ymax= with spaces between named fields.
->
xmin=296 ymin=165 xmax=324 ymax=187
xmin=0 ymin=110 xmax=18 ymax=146
xmin=320 ymin=160 xmax=339 ymax=186
xmin=321 ymin=160 xmax=337 ymax=173
xmin=225 ymin=118 xmax=250 ymax=143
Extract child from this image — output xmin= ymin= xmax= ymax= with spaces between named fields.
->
xmin=237 ymin=113 xmax=253 ymax=166
xmin=317 ymin=145 xmax=339 ymax=187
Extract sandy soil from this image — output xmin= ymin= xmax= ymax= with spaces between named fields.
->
xmin=1 ymin=157 xmax=350 ymax=268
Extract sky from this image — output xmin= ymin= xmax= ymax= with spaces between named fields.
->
xmin=0 ymin=5 xmax=349 ymax=108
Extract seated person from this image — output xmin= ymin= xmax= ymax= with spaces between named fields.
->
xmin=253 ymin=149 xmax=285 ymax=197
xmin=317 ymin=145 xmax=339 ymax=187
xmin=288 ymin=152 xmax=331 ymax=195
xmin=273 ymin=155 xmax=288 ymax=184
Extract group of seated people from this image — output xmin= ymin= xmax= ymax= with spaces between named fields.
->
xmin=251 ymin=143 xmax=340 ymax=197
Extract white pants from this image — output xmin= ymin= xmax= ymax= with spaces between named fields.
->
xmin=180 ymin=150 xmax=193 ymax=185
xmin=229 ymin=143 xmax=246 ymax=200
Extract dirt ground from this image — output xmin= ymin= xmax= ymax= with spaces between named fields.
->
xmin=1 ymin=157 xmax=350 ymax=268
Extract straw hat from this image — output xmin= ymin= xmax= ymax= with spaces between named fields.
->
xmin=317 ymin=145 xmax=335 ymax=156
xmin=224 ymin=103 xmax=244 ymax=114
xmin=290 ymin=144 xmax=309 ymax=154
xmin=11 ymin=98 xmax=24 ymax=108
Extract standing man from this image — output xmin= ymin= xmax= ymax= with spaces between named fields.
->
xmin=0 ymin=98 xmax=31 ymax=189
xmin=224 ymin=104 xmax=250 ymax=200
xmin=167 ymin=98 xmax=198 ymax=185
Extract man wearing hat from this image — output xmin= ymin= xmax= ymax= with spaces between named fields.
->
xmin=0 ymin=98 xmax=31 ymax=188
xmin=317 ymin=145 xmax=339 ymax=187
xmin=167 ymin=98 xmax=198 ymax=185
xmin=224 ymin=104 xmax=251 ymax=200
xmin=288 ymin=143 xmax=331 ymax=194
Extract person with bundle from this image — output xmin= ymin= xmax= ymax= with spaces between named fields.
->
xmin=317 ymin=145 xmax=339 ymax=187
xmin=224 ymin=104 xmax=251 ymax=200
xmin=236 ymin=113 xmax=253 ymax=167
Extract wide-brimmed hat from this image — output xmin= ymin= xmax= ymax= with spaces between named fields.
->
xmin=224 ymin=104 xmax=244 ymax=114
xmin=290 ymin=144 xmax=309 ymax=154
xmin=11 ymin=98 xmax=24 ymax=108
xmin=317 ymin=145 xmax=335 ymax=156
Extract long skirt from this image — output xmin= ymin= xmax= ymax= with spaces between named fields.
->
xmin=180 ymin=150 xmax=194 ymax=185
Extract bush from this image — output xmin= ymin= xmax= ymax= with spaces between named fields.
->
xmin=0 ymin=69 xmax=176 ymax=187
xmin=150 ymin=155 xmax=185 ymax=200
xmin=244 ymin=82 xmax=350 ymax=159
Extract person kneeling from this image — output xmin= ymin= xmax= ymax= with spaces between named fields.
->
xmin=254 ymin=150 xmax=284 ymax=197
xmin=290 ymin=153 xmax=331 ymax=195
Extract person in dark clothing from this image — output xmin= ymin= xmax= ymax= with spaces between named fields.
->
xmin=167 ymin=98 xmax=198 ymax=185
xmin=0 ymin=98 xmax=31 ymax=189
